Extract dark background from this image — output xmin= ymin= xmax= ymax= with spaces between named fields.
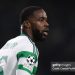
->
xmin=0 ymin=0 xmax=75 ymax=75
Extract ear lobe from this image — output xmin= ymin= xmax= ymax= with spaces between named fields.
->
xmin=23 ymin=20 xmax=31 ymax=28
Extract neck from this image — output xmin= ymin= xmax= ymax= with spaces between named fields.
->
xmin=22 ymin=29 xmax=33 ymax=41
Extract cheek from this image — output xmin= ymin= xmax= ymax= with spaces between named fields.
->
xmin=35 ymin=22 xmax=44 ymax=31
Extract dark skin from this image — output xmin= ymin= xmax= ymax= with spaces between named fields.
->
xmin=22 ymin=9 xmax=49 ymax=42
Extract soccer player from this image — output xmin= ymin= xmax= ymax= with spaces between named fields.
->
xmin=0 ymin=6 xmax=49 ymax=75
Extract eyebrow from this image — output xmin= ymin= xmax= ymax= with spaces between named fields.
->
xmin=39 ymin=17 xmax=47 ymax=20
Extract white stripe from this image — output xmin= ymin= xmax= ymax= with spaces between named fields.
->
xmin=16 ymin=69 xmax=30 ymax=75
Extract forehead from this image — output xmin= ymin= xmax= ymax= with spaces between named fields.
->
xmin=32 ymin=9 xmax=47 ymax=18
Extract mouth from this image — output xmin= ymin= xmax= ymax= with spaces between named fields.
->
xmin=43 ymin=31 xmax=48 ymax=36
xmin=42 ymin=29 xmax=49 ymax=38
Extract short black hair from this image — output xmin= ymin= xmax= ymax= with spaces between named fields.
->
xmin=19 ymin=6 xmax=43 ymax=24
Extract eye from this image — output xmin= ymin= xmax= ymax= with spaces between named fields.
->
xmin=39 ymin=17 xmax=44 ymax=21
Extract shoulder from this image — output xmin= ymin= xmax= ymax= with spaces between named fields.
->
xmin=12 ymin=35 xmax=33 ymax=47
xmin=5 ymin=35 xmax=32 ymax=45
xmin=1 ymin=35 xmax=34 ymax=50
xmin=8 ymin=35 xmax=28 ymax=43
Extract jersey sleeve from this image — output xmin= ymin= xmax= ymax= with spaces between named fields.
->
xmin=16 ymin=51 xmax=38 ymax=75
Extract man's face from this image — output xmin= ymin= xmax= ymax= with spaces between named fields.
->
xmin=29 ymin=9 xmax=49 ymax=41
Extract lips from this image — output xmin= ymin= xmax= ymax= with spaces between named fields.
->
xmin=43 ymin=31 xmax=48 ymax=36
xmin=42 ymin=29 xmax=49 ymax=37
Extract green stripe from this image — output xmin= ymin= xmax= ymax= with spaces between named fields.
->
xmin=18 ymin=64 xmax=32 ymax=74
xmin=0 ymin=71 xmax=3 ymax=75
xmin=17 ymin=51 xmax=37 ymax=62
xmin=32 ymin=66 xmax=37 ymax=74
xmin=33 ymin=45 xmax=39 ymax=57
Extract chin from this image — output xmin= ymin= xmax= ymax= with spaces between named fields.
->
xmin=41 ymin=36 xmax=48 ymax=41
xmin=36 ymin=36 xmax=48 ymax=42
xmin=33 ymin=31 xmax=48 ymax=42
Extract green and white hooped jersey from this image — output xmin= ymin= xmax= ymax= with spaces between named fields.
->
xmin=0 ymin=35 xmax=39 ymax=75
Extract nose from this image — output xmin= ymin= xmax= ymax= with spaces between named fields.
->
xmin=44 ymin=21 xmax=49 ymax=27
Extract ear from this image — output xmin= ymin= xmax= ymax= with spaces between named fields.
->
xmin=23 ymin=20 xmax=31 ymax=28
